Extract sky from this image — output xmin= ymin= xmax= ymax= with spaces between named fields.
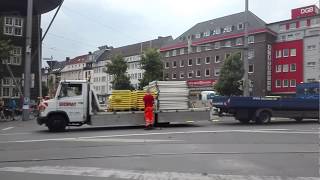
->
xmin=41 ymin=0 xmax=319 ymax=64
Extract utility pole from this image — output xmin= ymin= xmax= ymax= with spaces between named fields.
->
xmin=242 ymin=0 xmax=250 ymax=96
xmin=22 ymin=0 xmax=33 ymax=121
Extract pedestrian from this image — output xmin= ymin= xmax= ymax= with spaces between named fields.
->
xmin=8 ymin=97 xmax=17 ymax=120
xmin=0 ymin=98 xmax=5 ymax=120
xmin=143 ymin=88 xmax=155 ymax=130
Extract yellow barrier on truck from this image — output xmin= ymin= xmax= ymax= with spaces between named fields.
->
xmin=109 ymin=90 xmax=132 ymax=111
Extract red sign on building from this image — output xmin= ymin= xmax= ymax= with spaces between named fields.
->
xmin=187 ymin=80 xmax=216 ymax=87
xmin=291 ymin=5 xmax=319 ymax=19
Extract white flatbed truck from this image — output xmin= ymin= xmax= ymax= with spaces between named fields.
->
xmin=37 ymin=80 xmax=211 ymax=132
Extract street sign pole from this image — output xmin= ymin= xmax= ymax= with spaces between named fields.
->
xmin=22 ymin=0 xmax=33 ymax=121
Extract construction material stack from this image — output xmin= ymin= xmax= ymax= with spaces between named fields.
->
xmin=109 ymin=90 xmax=132 ymax=111
xmin=148 ymin=81 xmax=189 ymax=110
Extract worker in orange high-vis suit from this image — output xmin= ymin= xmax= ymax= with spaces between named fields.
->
xmin=143 ymin=89 xmax=154 ymax=130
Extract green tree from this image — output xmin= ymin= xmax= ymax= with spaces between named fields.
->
xmin=139 ymin=48 xmax=163 ymax=89
xmin=214 ymin=52 xmax=244 ymax=96
xmin=42 ymin=82 xmax=49 ymax=97
xmin=0 ymin=40 xmax=13 ymax=79
xmin=105 ymin=54 xmax=132 ymax=90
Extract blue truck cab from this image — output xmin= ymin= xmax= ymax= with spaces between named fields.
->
xmin=212 ymin=82 xmax=319 ymax=124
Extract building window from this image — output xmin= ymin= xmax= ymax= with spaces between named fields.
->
xmin=214 ymin=42 xmax=220 ymax=49
xmin=3 ymin=17 xmax=23 ymax=36
xmin=196 ymin=58 xmax=201 ymax=65
xmin=172 ymin=50 xmax=177 ymax=56
xmin=237 ymin=23 xmax=244 ymax=30
xmin=172 ymin=61 xmax=177 ymax=68
xmin=180 ymin=48 xmax=185 ymax=55
xmin=225 ymin=40 xmax=231 ymax=47
xmin=214 ymin=69 xmax=220 ymax=76
xmin=180 ymin=60 xmax=184 ymax=67
xmin=2 ymin=78 xmax=11 ymax=86
xmin=300 ymin=20 xmax=307 ymax=27
xmin=287 ymin=34 xmax=294 ymax=40
xmin=275 ymin=80 xmax=281 ymax=88
xmin=195 ymin=33 xmax=201 ymax=39
xmin=289 ymin=22 xmax=296 ymax=29
xmin=215 ymin=55 xmax=220 ymax=63
xmin=279 ymin=24 xmax=286 ymax=31
xmin=276 ymin=50 xmax=282 ymax=58
xmin=180 ymin=72 xmax=184 ymax=79
xmin=248 ymin=64 xmax=254 ymax=73
xmin=188 ymin=59 xmax=193 ymax=66
xmin=307 ymin=45 xmax=316 ymax=51
xmin=236 ymin=38 xmax=243 ymax=45
xmin=281 ymin=35 xmax=286 ymax=41
xmin=225 ymin=53 xmax=231 ymax=60
xmin=196 ymin=46 xmax=201 ymax=52
xmin=188 ymin=71 xmax=193 ymax=78
xmin=2 ymin=87 xmax=10 ymax=97
xmin=205 ymin=44 xmax=212 ymax=51
xmin=283 ymin=49 xmax=289 ymax=57
xmin=204 ymin=31 xmax=210 ymax=37
xmin=196 ymin=70 xmax=201 ymax=77
xmin=165 ymin=51 xmax=169 ymax=57
xmin=5 ymin=17 xmax=13 ymax=25
xmin=172 ymin=73 xmax=177 ymax=79
xmin=283 ymin=79 xmax=289 ymax=87
xmin=276 ymin=65 xmax=282 ymax=72
xmin=215 ymin=28 xmax=221 ymax=34
xmin=290 ymin=79 xmax=296 ymax=87
xmin=248 ymin=49 xmax=254 ymax=59
xmin=307 ymin=62 xmax=316 ymax=66
xmin=205 ymin=69 xmax=210 ymax=77
xmin=165 ymin=62 xmax=169 ymax=69
xmin=290 ymin=63 xmax=296 ymax=72
xmin=282 ymin=64 xmax=289 ymax=72
xmin=311 ymin=18 xmax=320 ymax=26
xmin=248 ymin=36 xmax=254 ymax=43
xmin=290 ymin=49 xmax=296 ymax=56
xmin=205 ymin=57 xmax=210 ymax=64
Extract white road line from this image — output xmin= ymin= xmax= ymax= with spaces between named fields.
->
xmin=0 ymin=132 xmax=31 ymax=136
xmin=0 ymin=129 xmax=317 ymax=143
xmin=65 ymin=138 xmax=182 ymax=143
xmin=0 ymin=166 xmax=317 ymax=180
xmin=1 ymin=127 xmax=14 ymax=131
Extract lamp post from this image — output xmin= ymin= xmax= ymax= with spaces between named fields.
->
xmin=22 ymin=0 xmax=33 ymax=121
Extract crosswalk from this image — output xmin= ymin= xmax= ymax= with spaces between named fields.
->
xmin=0 ymin=166 xmax=318 ymax=180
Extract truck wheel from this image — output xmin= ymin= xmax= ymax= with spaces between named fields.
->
xmin=294 ymin=118 xmax=303 ymax=122
xmin=256 ymin=111 xmax=271 ymax=124
xmin=47 ymin=115 xmax=67 ymax=132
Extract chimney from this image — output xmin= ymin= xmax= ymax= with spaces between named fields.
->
xmin=66 ymin=57 xmax=70 ymax=62
xmin=88 ymin=51 xmax=92 ymax=55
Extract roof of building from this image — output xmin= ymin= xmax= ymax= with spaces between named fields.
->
xmin=51 ymin=60 xmax=66 ymax=74
xmin=160 ymin=11 xmax=272 ymax=51
xmin=96 ymin=36 xmax=173 ymax=62
xmin=66 ymin=54 xmax=88 ymax=65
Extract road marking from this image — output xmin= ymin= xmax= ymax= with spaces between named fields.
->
xmin=0 ymin=129 xmax=317 ymax=143
xmin=1 ymin=127 xmax=14 ymax=131
xmin=0 ymin=166 xmax=317 ymax=180
xmin=0 ymin=132 xmax=31 ymax=136
xmin=65 ymin=138 xmax=182 ymax=143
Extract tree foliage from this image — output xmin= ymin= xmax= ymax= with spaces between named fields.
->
xmin=139 ymin=48 xmax=163 ymax=89
xmin=214 ymin=52 xmax=244 ymax=96
xmin=105 ymin=54 xmax=133 ymax=90
xmin=0 ymin=40 xmax=13 ymax=79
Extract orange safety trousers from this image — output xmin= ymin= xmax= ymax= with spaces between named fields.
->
xmin=144 ymin=106 xmax=154 ymax=126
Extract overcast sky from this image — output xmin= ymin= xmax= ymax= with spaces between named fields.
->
xmin=41 ymin=0 xmax=319 ymax=64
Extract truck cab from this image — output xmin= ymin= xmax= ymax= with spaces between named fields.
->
xmin=38 ymin=80 xmax=99 ymax=131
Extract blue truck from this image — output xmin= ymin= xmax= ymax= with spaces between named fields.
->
xmin=212 ymin=82 xmax=319 ymax=124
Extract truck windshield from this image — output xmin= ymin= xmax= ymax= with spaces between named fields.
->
xmin=59 ymin=83 xmax=82 ymax=98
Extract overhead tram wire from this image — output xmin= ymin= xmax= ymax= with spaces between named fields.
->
xmin=60 ymin=5 xmax=155 ymax=43
xmin=46 ymin=33 xmax=98 ymax=49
